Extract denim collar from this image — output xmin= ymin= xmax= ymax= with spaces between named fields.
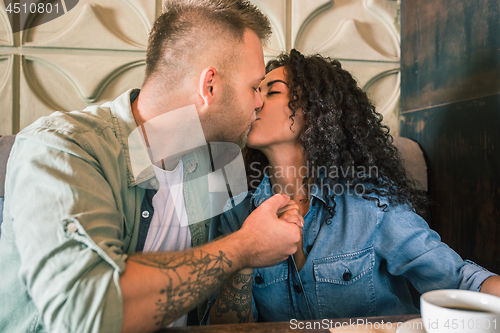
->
xmin=250 ymin=172 xmax=328 ymax=209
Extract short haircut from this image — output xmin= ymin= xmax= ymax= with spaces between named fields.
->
xmin=145 ymin=0 xmax=271 ymax=83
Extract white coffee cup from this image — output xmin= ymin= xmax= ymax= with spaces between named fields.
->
xmin=420 ymin=289 xmax=500 ymax=333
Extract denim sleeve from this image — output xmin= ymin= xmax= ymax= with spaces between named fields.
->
xmin=207 ymin=193 xmax=249 ymax=242
xmin=218 ymin=192 xmax=252 ymax=235
xmin=5 ymin=130 xmax=127 ymax=333
xmin=375 ymin=204 xmax=496 ymax=293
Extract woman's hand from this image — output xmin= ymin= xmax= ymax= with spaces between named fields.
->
xmin=480 ymin=275 xmax=500 ymax=298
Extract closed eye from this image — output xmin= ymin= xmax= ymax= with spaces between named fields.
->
xmin=267 ymin=91 xmax=280 ymax=95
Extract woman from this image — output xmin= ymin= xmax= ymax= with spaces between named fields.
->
xmin=204 ymin=49 xmax=498 ymax=324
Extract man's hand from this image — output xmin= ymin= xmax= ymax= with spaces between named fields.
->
xmin=232 ymin=194 xmax=302 ymax=269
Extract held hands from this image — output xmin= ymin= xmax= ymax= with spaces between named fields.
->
xmin=277 ymin=200 xmax=304 ymax=228
xmin=235 ymin=194 xmax=302 ymax=269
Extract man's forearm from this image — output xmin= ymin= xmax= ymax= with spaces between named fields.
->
xmin=210 ymin=268 xmax=254 ymax=324
xmin=119 ymin=235 xmax=245 ymax=333
xmin=119 ymin=193 xmax=301 ymax=332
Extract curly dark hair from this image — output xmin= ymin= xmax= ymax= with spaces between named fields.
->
xmin=245 ymin=49 xmax=428 ymax=218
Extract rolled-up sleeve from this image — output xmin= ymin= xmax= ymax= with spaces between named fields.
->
xmin=459 ymin=259 xmax=496 ymax=291
xmin=7 ymin=129 xmax=128 ymax=333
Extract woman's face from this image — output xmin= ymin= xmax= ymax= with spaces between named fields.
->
xmin=247 ymin=67 xmax=304 ymax=149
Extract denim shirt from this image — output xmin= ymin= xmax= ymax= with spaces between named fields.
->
xmin=0 ymin=89 xmax=213 ymax=333
xmin=206 ymin=174 xmax=495 ymax=322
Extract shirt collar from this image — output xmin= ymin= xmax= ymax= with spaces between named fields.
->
xmin=250 ymin=172 xmax=328 ymax=209
xmin=108 ymin=89 xmax=200 ymax=188
xmin=107 ymin=88 xmax=143 ymax=187
xmin=250 ymin=173 xmax=274 ymax=208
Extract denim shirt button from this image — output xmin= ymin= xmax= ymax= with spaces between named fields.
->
xmin=255 ymin=276 xmax=263 ymax=284
xmin=343 ymin=271 xmax=352 ymax=281
xmin=293 ymin=284 xmax=302 ymax=293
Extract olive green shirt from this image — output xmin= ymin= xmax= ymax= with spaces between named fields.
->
xmin=0 ymin=89 xmax=213 ymax=332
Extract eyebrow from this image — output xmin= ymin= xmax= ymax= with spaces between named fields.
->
xmin=267 ymin=79 xmax=287 ymax=87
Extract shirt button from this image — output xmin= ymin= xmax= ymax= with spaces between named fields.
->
xmin=293 ymin=284 xmax=302 ymax=293
xmin=343 ymin=271 xmax=352 ymax=281
xmin=66 ymin=222 xmax=78 ymax=233
xmin=142 ymin=210 xmax=150 ymax=218
xmin=254 ymin=276 xmax=263 ymax=284
xmin=150 ymin=179 xmax=157 ymax=186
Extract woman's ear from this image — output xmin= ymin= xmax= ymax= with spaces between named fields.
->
xmin=198 ymin=66 xmax=217 ymax=106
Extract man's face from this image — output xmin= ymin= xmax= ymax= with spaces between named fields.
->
xmin=212 ymin=30 xmax=265 ymax=148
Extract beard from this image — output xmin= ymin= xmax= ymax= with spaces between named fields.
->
xmin=208 ymin=82 xmax=251 ymax=148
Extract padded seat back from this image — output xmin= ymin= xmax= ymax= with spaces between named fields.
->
xmin=392 ymin=136 xmax=428 ymax=191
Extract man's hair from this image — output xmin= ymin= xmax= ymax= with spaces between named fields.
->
xmin=145 ymin=0 xmax=271 ymax=83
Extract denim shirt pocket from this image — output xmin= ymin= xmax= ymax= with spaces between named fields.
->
xmin=313 ymin=247 xmax=376 ymax=318
xmin=252 ymin=260 xmax=290 ymax=321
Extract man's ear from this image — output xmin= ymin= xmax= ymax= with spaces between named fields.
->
xmin=199 ymin=66 xmax=217 ymax=106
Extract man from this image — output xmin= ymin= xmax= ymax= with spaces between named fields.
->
xmin=0 ymin=1 xmax=303 ymax=332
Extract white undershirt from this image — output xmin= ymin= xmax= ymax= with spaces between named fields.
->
xmin=143 ymin=159 xmax=192 ymax=327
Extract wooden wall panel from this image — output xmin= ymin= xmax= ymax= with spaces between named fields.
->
xmin=401 ymin=0 xmax=500 ymax=273
xmin=401 ymin=0 xmax=500 ymax=112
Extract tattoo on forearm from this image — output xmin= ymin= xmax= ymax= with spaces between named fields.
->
xmin=214 ymin=270 xmax=253 ymax=323
xmin=129 ymin=250 xmax=232 ymax=327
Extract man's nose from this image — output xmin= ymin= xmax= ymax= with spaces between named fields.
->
xmin=255 ymin=103 xmax=263 ymax=113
